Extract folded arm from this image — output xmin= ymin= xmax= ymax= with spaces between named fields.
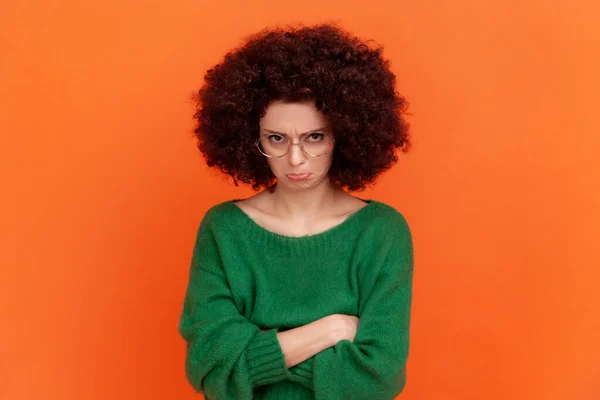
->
xmin=289 ymin=217 xmax=414 ymax=400
xmin=178 ymin=215 xmax=292 ymax=399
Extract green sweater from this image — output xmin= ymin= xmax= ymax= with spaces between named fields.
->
xmin=178 ymin=199 xmax=414 ymax=400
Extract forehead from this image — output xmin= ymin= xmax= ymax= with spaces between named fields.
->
xmin=259 ymin=100 xmax=329 ymax=134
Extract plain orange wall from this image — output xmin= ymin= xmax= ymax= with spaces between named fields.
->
xmin=1 ymin=1 xmax=598 ymax=399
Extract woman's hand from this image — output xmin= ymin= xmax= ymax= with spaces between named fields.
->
xmin=259 ymin=314 xmax=359 ymax=342
xmin=323 ymin=314 xmax=360 ymax=343
xmin=255 ymin=315 xmax=360 ymax=368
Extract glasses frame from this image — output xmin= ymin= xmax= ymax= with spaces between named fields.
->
xmin=255 ymin=131 xmax=336 ymax=158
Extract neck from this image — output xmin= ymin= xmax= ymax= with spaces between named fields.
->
xmin=268 ymin=179 xmax=341 ymax=219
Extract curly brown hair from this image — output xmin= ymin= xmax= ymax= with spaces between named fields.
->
xmin=192 ymin=22 xmax=411 ymax=191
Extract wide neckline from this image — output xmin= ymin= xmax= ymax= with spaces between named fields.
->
xmin=227 ymin=198 xmax=376 ymax=241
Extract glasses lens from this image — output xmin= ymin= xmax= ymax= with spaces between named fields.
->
xmin=256 ymin=132 xmax=335 ymax=157
xmin=257 ymin=134 xmax=289 ymax=157
xmin=301 ymin=132 xmax=334 ymax=156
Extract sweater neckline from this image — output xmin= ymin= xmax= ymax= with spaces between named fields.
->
xmin=226 ymin=198 xmax=376 ymax=242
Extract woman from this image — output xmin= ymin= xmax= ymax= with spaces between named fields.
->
xmin=179 ymin=23 xmax=414 ymax=400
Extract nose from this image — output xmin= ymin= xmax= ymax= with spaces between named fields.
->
xmin=287 ymin=142 xmax=306 ymax=166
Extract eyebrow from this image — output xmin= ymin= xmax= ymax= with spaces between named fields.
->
xmin=263 ymin=127 xmax=328 ymax=136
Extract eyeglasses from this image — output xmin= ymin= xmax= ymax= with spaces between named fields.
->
xmin=255 ymin=131 xmax=335 ymax=158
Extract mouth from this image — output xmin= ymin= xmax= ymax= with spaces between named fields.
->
xmin=286 ymin=173 xmax=311 ymax=181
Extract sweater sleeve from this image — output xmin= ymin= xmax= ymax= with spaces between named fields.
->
xmin=178 ymin=212 xmax=292 ymax=399
xmin=289 ymin=215 xmax=414 ymax=400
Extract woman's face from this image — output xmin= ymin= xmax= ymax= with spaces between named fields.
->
xmin=258 ymin=100 xmax=334 ymax=191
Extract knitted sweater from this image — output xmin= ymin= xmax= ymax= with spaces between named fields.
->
xmin=178 ymin=199 xmax=414 ymax=400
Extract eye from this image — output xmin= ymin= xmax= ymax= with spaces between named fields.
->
xmin=306 ymin=132 xmax=325 ymax=142
xmin=268 ymin=134 xmax=286 ymax=143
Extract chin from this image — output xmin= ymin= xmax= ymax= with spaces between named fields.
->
xmin=280 ymin=180 xmax=312 ymax=191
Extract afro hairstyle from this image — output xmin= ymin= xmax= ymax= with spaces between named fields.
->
xmin=192 ymin=22 xmax=411 ymax=191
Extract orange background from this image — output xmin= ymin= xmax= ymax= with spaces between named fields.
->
xmin=1 ymin=1 xmax=598 ymax=399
